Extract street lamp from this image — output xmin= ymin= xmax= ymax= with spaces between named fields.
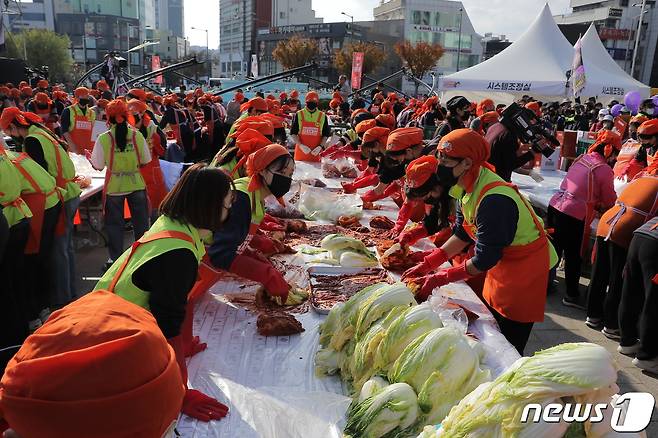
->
xmin=624 ymin=7 xmax=649 ymax=73
xmin=341 ymin=12 xmax=354 ymax=46
xmin=191 ymin=26 xmax=211 ymax=82
xmin=630 ymin=0 xmax=648 ymax=78
xmin=456 ymin=7 xmax=464 ymax=72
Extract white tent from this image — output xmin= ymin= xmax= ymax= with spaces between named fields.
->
xmin=577 ymin=23 xmax=651 ymax=101
xmin=439 ymin=4 xmax=573 ymax=100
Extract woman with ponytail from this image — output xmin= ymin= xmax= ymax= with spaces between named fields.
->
xmin=89 ymin=99 xmax=152 ymax=271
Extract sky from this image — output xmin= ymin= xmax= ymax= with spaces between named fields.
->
xmin=184 ymin=0 xmax=573 ymax=49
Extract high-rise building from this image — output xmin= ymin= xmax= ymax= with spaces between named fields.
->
xmin=157 ymin=0 xmax=184 ymax=38
xmin=481 ymin=33 xmax=512 ymax=61
xmin=271 ymin=0 xmax=322 ymax=27
xmin=1 ymin=0 xmax=55 ymax=33
xmin=554 ymin=0 xmax=657 ymax=86
xmin=373 ymin=0 xmax=483 ymax=95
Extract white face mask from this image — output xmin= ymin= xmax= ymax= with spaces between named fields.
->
xmin=646 ymin=108 xmax=655 ymax=115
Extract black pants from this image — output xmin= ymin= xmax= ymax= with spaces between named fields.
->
xmin=24 ymin=203 xmax=61 ymax=320
xmin=619 ymin=233 xmax=658 ymax=359
xmin=548 ymin=207 xmax=585 ymax=298
xmin=489 ymin=305 xmax=534 ymax=356
xmin=0 ymin=219 xmax=29 ymax=348
xmin=586 ymin=237 xmax=627 ymax=329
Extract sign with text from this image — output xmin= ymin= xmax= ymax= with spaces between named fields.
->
xmin=151 ymin=55 xmax=162 ymax=84
xmin=599 ymin=28 xmax=632 ymax=40
xmin=351 ymin=51 xmax=364 ymax=90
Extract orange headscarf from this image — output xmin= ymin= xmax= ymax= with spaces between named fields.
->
xmin=406 ymin=155 xmax=439 ymax=188
xmin=329 ymin=98 xmax=341 ymax=109
xmin=386 ymin=127 xmax=424 ymax=152
xmin=246 ymin=144 xmax=291 ymax=193
xmin=106 ymin=99 xmax=128 ymax=123
xmin=476 ymin=98 xmax=495 ymax=117
xmin=232 ymin=128 xmax=273 ymax=176
xmin=589 ymin=129 xmax=622 ymax=158
xmin=240 ymin=97 xmax=268 ymax=113
xmin=230 ymin=116 xmax=274 ymax=138
xmin=363 ymin=127 xmax=390 ymax=145
xmin=259 ymin=113 xmax=285 ymax=129
xmin=355 ymin=119 xmax=378 ymax=135
xmin=0 ymin=107 xmax=27 ymax=130
xmin=375 ymin=113 xmax=396 ymax=129
xmin=0 ymin=291 xmax=184 ymax=438
xmin=437 ymin=128 xmax=495 ymax=193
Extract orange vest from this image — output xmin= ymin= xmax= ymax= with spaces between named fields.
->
xmin=613 ymin=140 xmax=641 ymax=179
xmin=597 ymin=176 xmax=658 ymax=249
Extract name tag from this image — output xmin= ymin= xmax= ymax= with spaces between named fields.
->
xmin=75 ymin=120 xmax=92 ymax=131
xmin=301 ymin=126 xmax=319 ymax=136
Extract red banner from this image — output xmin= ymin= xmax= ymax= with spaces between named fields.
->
xmin=351 ymin=52 xmax=364 ymax=90
xmin=599 ymin=28 xmax=632 ymax=40
xmin=152 ymin=55 xmax=162 ymax=85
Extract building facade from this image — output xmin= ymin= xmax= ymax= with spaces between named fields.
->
xmin=271 ymin=0 xmax=322 ymax=27
xmin=373 ymin=0 xmax=483 ymax=95
xmin=554 ymin=0 xmax=657 ymax=86
xmin=255 ymin=21 xmax=404 ymax=86
xmin=1 ymin=0 xmax=55 ymax=33
xmin=481 ymin=33 xmax=512 ymax=60
xmin=156 ymin=0 xmax=184 ymax=38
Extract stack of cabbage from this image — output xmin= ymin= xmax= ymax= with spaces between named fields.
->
xmin=418 ymin=343 xmax=622 ymax=438
xmin=304 ymin=234 xmax=380 ymax=267
xmin=316 ymin=282 xmax=491 ymax=438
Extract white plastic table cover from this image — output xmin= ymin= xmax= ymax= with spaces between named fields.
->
xmin=179 ymin=162 xmax=521 ymax=437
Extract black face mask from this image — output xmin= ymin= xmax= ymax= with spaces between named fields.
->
xmin=267 ymin=173 xmax=292 ymax=198
xmin=306 ymin=102 xmax=318 ymax=111
xmin=37 ymin=103 xmax=48 ymax=110
xmin=436 ymin=163 xmax=459 ymax=189
xmin=79 ymin=99 xmax=89 ymax=107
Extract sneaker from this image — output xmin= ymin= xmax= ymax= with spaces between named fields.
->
xmin=585 ymin=317 xmax=602 ymax=329
xmin=632 ymin=357 xmax=658 ymax=374
xmin=39 ymin=307 xmax=51 ymax=323
xmin=618 ymin=343 xmax=641 ymax=356
xmin=28 ymin=319 xmax=42 ymax=333
xmin=562 ymin=296 xmax=586 ymax=310
xmin=602 ymin=327 xmax=621 ymax=341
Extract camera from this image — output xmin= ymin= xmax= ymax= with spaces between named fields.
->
xmin=500 ymin=102 xmax=560 ymax=158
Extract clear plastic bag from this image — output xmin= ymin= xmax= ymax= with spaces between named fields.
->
xmin=321 ymin=158 xmax=358 ymax=179
xmin=298 ymin=185 xmax=363 ymax=222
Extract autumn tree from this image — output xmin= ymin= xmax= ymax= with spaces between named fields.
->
xmin=272 ymin=35 xmax=318 ymax=70
xmin=6 ymin=29 xmax=73 ymax=82
xmin=333 ymin=42 xmax=386 ymax=88
xmin=395 ymin=41 xmax=445 ymax=95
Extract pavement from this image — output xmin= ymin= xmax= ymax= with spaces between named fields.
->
xmin=73 ymin=230 xmax=658 ymax=434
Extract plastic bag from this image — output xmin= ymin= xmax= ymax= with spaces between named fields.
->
xmin=428 ymin=294 xmax=468 ymax=334
xmin=298 ymin=185 xmax=363 ymax=222
xmin=322 ymin=158 xmax=358 ymax=179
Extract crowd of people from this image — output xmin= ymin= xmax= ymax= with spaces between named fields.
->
xmin=0 ymin=73 xmax=656 ymax=436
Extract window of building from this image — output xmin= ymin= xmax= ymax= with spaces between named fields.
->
xmin=620 ymin=0 xmax=629 ymax=6
xmin=422 ymin=11 xmax=430 ymax=25
xmin=412 ymin=10 xmax=421 ymax=25
xmin=280 ymin=11 xmax=286 ymax=19
xmin=443 ymin=32 xmax=460 ymax=49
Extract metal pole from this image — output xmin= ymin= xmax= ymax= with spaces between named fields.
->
xmin=82 ymin=18 xmax=87 ymax=71
xmin=127 ymin=23 xmax=131 ymax=75
xmin=624 ymin=17 xmax=635 ymax=73
xmin=242 ymin=0 xmax=247 ymax=76
xmin=456 ymin=8 xmax=463 ymax=72
xmin=631 ymin=0 xmax=647 ymax=78
xmin=206 ymin=29 xmax=210 ymax=82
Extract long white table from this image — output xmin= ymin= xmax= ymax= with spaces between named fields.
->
xmin=180 ymin=161 xmax=520 ymax=437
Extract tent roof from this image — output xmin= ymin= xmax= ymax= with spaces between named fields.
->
xmin=577 ymin=23 xmax=650 ymax=100
xmin=439 ymin=4 xmax=574 ymax=96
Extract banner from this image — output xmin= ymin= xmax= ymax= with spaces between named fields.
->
xmin=351 ymin=52 xmax=364 ymax=90
xmin=571 ymin=36 xmax=586 ymax=97
xmin=151 ymin=55 xmax=162 ymax=84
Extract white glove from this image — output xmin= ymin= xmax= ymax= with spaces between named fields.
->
xmin=298 ymin=144 xmax=311 ymax=154
xmin=529 ymin=169 xmax=544 ymax=183
xmin=311 ymin=146 xmax=323 ymax=156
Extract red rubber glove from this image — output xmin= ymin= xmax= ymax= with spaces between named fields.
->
xmin=409 ymin=250 xmax=432 ymax=263
xmin=250 ymin=233 xmax=283 ymax=255
xmin=230 ymin=253 xmax=290 ymax=301
xmin=341 ymin=181 xmax=357 ymax=194
xmin=383 ymin=182 xmax=402 ymax=198
xmin=353 ymin=173 xmax=380 ymax=189
xmin=416 ymin=262 xmax=473 ymax=301
xmin=398 ymin=225 xmax=429 ymax=247
xmin=402 ymin=248 xmax=449 ymax=281
xmin=362 ymin=189 xmax=387 ymax=203
xmin=182 ymin=389 xmax=229 ymax=422
xmin=259 ymin=220 xmax=286 ymax=232
xmin=185 ymin=336 xmax=208 ymax=358
xmin=428 ymin=227 xmax=453 ymax=248
xmin=320 ymin=144 xmax=340 ymax=157
xmin=393 ymin=200 xmax=421 ymax=239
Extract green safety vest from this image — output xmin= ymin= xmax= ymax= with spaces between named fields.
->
xmin=94 ymin=215 xmax=206 ymax=309
xmin=225 ymin=112 xmax=248 ymax=143
xmin=99 ymin=126 xmax=147 ymax=194
xmin=27 ymin=125 xmax=82 ymax=202
xmin=450 ymin=167 xmax=558 ymax=268
xmin=8 ymin=151 xmax=62 ymax=210
xmin=0 ymin=152 xmax=32 ymax=227
xmin=69 ymin=103 xmax=96 ymax=126
xmin=234 ymin=176 xmax=265 ymax=226
xmin=297 ymin=108 xmax=326 ymax=133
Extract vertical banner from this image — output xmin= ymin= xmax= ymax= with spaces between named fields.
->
xmin=151 ymin=55 xmax=163 ymax=84
xmin=571 ymin=36 xmax=586 ymax=97
xmin=351 ymin=51 xmax=365 ymax=90
xmin=251 ymin=54 xmax=259 ymax=78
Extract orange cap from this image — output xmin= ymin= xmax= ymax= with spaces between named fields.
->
xmin=406 ymin=155 xmax=439 ymax=188
xmin=153 ymin=95 xmax=163 ymax=104
xmin=630 ymin=114 xmax=648 ymax=125
xmin=18 ymin=81 xmax=28 ymax=88
xmin=9 ymin=88 xmax=19 ymax=98
xmin=0 ymin=291 xmax=184 ymax=438
xmin=240 ymin=97 xmax=268 ymax=113
xmin=374 ymin=92 xmax=384 ymax=101
xmin=332 ymin=91 xmax=342 ymax=101
xmin=476 ymin=98 xmax=495 ymax=117
xmin=386 ymin=127 xmax=424 ymax=151
xmin=305 ymin=91 xmax=319 ymax=103
xmin=480 ymin=111 xmax=499 ymax=126
xmin=128 ymin=88 xmax=147 ymax=101
xmin=290 ymin=89 xmax=299 ymax=99
xmin=231 ymin=116 xmax=275 ymax=137
xmin=266 ymin=94 xmax=276 ymax=101
xmin=127 ymin=98 xmax=148 ymax=114
xmin=235 ymin=91 xmax=244 ymax=101
xmin=356 ymin=119 xmax=378 ymax=135
xmin=362 ymin=127 xmax=390 ymax=145
xmin=260 ymin=112 xmax=285 ymax=129
xmin=589 ymin=129 xmax=622 ymax=158
xmin=96 ymin=98 xmax=109 ymax=109
xmin=246 ymin=144 xmax=291 ymax=192
xmin=279 ymin=92 xmax=287 ymax=100
xmin=96 ymin=79 xmax=110 ymax=91
xmin=194 ymin=87 xmax=204 ymax=98
xmin=329 ymin=98 xmax=341 ymax=109
xmin=438 ymin=128 xmax=495 ymax=192
xmin=638 ymin=119 xmax=658 ymax=136
xmin=74 ymin=87 xmax=90 ymax=98
xmin=0 ymin=107 xmax=27 ymax=130
xmin=106 ymin=99 xmax=129 ymax=123
xmin=20 ymin=86 xmax=33 ymax=97
xmin=525 ymin=101 xmax=542 ymax=118
xmin=37 ymin=79 xmax=48 ymax=89
xmin=34 ymin=92 xmax=50 ymax=105
xmin=387 ymin=92 xmax=398 ymax=102
xmin=145 ymin=92 xmax=154 ymax=101
xmin=375 ymin=113 xmax=396 ymax=129
xmin=89 ymin=89 xmax=100 ymax=98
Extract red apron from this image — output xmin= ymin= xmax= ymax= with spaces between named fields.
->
xmin=11 ymin=154 xmax=65 ymax=254
xmin=140 ymin=131 xmax=168 ymax=212
xmin=294 ymin=113 xmax=323 ymax=162
xmin=613 ymin=140 xmax=641 ymax=179
xmin=70 ymin=109 xmax=94 ymax=153
xmin=464 ymin=181 xmax=551 ymax=323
